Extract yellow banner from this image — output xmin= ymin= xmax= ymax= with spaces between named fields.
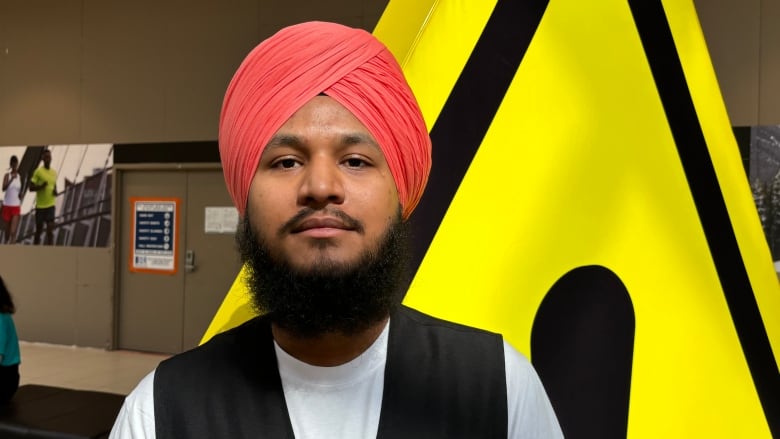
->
xmin=203 ymin=1 xmax=779 ymax=436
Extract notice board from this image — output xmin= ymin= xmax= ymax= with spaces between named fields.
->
xmin=129 ymin=197 xmax=180 ymax=274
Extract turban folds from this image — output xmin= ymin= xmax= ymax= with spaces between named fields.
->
xmin=219 ymin=21 xmax=432 ymax=220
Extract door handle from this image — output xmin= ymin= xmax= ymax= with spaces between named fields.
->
xmin=185 ymin=250 xmax=197 ymax=273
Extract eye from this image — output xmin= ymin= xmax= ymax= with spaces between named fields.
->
xmin=344 ymin=157 xmax=369 ymax=168
xmin=271 ymin=158 xmax=300 ymax=169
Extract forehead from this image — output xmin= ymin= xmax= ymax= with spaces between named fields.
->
xmin=264 ymin=96 xmax=382 ymax=151
xmin=279 ymin=96 xmax=366 ymax=131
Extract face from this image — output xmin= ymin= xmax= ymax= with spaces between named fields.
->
xmin=42 ymin=151 xmax=51 ymax=168
xmin=9 ymin=158 xmax=17 ymax=171
xmin=246 ymin=96 xmax=400 ymax=272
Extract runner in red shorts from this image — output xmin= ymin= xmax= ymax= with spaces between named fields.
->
xmin=2 ymin=156 xmax=22 ymax=244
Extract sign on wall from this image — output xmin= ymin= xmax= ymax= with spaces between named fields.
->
xmin=129 ymin=197 xmax=179 ymax=274
xmin=204 ymin=206 xmax=238 ymax=234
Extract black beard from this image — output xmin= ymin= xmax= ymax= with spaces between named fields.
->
xmin=237 ymin=209 xmax=409 ymax=338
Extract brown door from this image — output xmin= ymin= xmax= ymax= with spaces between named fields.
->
xmin=181 ymin=171 xmax=242 ymax=350
xmin=117 ymin=169 xmax=240 ymax=354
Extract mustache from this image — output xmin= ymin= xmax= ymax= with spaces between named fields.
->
xmin=278 ymin=207 xmax=365 ymax=236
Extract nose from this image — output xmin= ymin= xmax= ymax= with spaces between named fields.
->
xmin=297 ymin=156 xmax=345 ymax=208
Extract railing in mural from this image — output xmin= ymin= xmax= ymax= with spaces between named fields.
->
xmin=1 ymin=169 xmax=112 ymax=247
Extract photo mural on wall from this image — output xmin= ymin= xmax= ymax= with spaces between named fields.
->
xmin=749 ymin=125 xmax=780 ymax=269
xmin=0 ymin=144 xmax=113 ymax=247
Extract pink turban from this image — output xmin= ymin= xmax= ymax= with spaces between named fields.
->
xmin=219 ymin=21 xmax=432 ymax=220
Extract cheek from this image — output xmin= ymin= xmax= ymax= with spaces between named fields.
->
xmin=367 ymin=181 xmax=400 ymax=227
xmin=360 ymin=177 xmax=397 ymax=207
xmin=247 ymin=180 xmax=283 ymax=226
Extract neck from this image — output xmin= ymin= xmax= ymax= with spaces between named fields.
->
xmin=271 ymin=317 xmax=389 ymax=367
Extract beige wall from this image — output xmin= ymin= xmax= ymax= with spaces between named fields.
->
xmin=0 ymin=246 xmax=113 ymax=348
xmin=0 ymin=0 xmax=387 ymax=145
xmin=0 ymin=1 xmax=774 ymax=146
xmin=695 ymin=0 xmax=780 ymax=125
xmin=0 ymin=1 xmax=775 ymax=348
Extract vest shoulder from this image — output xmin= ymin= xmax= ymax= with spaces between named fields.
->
xmin=395 ymin=305 xmax=502 ymax=339
xmin=157 ymin=315 xmax=269 ymax=374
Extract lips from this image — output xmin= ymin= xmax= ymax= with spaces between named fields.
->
xmin=291 ymin=217 xmax=353 ymax=233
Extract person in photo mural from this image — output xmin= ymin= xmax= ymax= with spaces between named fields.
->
xmin=2 ymin=156 xmax=22 ymax=244
xmin=29 ymin=149 xmax=58 ymax=245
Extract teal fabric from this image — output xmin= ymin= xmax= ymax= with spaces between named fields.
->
xmin=0 ymin=313 xmax=20 ymax=366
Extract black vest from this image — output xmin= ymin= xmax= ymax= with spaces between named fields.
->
xmin=154 ymin=305 xmax=508 ymax=438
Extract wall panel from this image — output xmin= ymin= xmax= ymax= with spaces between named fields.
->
xmin=759 ymin=0 xmax=780 ymax=124
xmin=164 ymin=0 xmax=259 ymax=140
xmin=0 ymin=246 xmax=78 ymax=345
xmin=81 ymin=0 xmax=167 ymax=143
xmin=259 ymin=0 xmax=365 ymax=29
xmin=694 ymin=0 xmax=761 ymax=126
xmin=0 ymin=246 xmax=113 ymax=348
xmin=75 ymin=247 xmax=113 ymax=348
xmin=0 ymin=0 xmax=82 ymax=144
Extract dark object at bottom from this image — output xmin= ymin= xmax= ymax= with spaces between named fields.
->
xmin=0 ymin=384 xmax=125 ymax=439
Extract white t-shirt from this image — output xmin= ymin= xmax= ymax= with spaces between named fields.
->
xmin=3 ymin=173 xmax=21 ymax=207
xmin=110 ymin=322 xmax=563 ymax=439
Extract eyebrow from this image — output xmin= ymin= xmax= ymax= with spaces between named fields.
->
xmin=265 ymin=132 xmax=381 ymax=151
xmin=342 ymin=133 xmax=380 ymax=149
xmin=265 ymin=134 xmax=304 ymax=149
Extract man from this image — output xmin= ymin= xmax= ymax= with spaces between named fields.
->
xmin=29 ymin=149 xmax=58 ymax=245
xmin=110 ymin=21 xmax=563 ymax=438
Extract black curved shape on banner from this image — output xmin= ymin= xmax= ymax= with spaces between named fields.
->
xmin=405 ymin=0 xmax=550 ymax=282
xmin=628 ymin=1 xmax=779 ymax=435
xmin=531 ymin=265 xmax=635 ymax=439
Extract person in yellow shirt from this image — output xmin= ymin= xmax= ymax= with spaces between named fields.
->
xmin=28 ymin=149 xmax=58 ymax=245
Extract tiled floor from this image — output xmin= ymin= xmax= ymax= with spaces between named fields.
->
xmin=18 ymin=341 xmax=170 ymax=395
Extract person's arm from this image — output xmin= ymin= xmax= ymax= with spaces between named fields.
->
xmin=2 ymin=173 xmax=10 ymax=191
xmin=28 ymin=171 xmax=46 ymax=192
xmin=29 ymin=181 xmax=46 ymax=192
xmin=504 ymin=340 xmax=564 ymax=439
